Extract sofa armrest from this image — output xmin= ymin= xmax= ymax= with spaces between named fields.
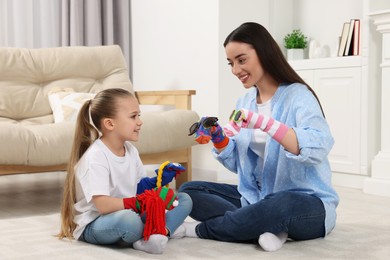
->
xmin=135 ymin=90 xmax=196 ymax=110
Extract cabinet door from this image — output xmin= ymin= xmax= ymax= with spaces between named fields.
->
xmin=296 ymin=70 xmax=315 ymax=90
xmin=314 ymin=68 xmax=361 ymax=174
xmin=296 ymin=70 xmax=315 ymax=91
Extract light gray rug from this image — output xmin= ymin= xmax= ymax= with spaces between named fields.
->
xmin=1 ymin=186 xmax=390 ymax=260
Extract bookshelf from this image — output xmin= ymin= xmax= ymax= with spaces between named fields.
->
xmin=289 ymin=56 xmax=363 ymax=70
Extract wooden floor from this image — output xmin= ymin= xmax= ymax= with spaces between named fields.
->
xmin=0 ymin=168 xmax=164 ymax=219
xmin=0 ymin=171 xmax=66 ymax=219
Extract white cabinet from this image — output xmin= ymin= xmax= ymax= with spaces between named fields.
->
xmin=290 ymin=58 xmax=364 ymax=175
xmin=284 ymin=0 xmax=385 ymax=190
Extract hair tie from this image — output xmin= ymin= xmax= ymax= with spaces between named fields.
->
xmin=87 ymin=99 xmax=96 ymax=124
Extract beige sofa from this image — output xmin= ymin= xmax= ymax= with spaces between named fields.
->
xmin=0 ymin=45 xmax=199 ymax=187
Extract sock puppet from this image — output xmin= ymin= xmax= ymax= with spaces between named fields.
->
xmin=188 ymin=116 xmax=229 ymax=149
xmin=189 ymin=109 xmax=289 ymax=144
xmin=228 ymin=108 xmax=289 ymax=142
xmin=136 ymin=161 xmax=185 ymax=194
xmin=123 ymin=161 xmax=184 ymax=240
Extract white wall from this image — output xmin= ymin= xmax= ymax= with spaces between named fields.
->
xmin=131 ymin=0 xmax=219 ymax=116
xmin=218 ymin=0 xmax=271 ymax=127
xmin=131 ymin=0 xmax=222 ymax=179
xmin=132 ymin=0 xmax=272 ymax=180
xmin=369 ymin=0 xmax=390 ymax=12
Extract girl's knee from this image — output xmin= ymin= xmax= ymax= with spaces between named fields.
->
xmin=178 ymin=191 xmax=192 ymax=202
xmin=91 ymin=210 xmax=144 ymax=244
xmin=177 ymin=192 xmax=193 ymax=212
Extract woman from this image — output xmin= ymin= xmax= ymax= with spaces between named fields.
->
xmin=179 ymin=22 xmax=339 ymax=252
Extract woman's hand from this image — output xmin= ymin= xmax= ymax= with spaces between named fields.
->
xmin=229 ymin=109 xmax=299 ymax=155
xmin=189 ymin=117 xmax=229 ymax=149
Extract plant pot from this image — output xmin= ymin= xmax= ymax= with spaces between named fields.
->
xmin=287 ymin=48 xmax=304 ymax=60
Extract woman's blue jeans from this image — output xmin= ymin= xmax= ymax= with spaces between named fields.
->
xmin=178 ymin=181 xmax=325 ymax=243
xmin=80 ymin=192 xmax=192 ymax=245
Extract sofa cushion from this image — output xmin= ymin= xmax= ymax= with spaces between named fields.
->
xmin=0 ymin=45 xmax=132 ymax=120
xmin=0 ymin=122 xmax=75 ymax=165
xmin=0 ymin=110 xmax=199 ymax=166
xmin=48 ymin=88 xmax=95 ymax=123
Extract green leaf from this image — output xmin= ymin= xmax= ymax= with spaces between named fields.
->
xmin=283 ymin=29 xmax=308 ymax=49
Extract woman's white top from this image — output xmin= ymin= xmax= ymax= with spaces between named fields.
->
xmin=249 ymin=99 xmax=272 ymax=160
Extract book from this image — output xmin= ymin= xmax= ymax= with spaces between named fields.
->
xmin=352 ymin=19 xmax=360 ymax=55
xmin=338 ymin=22 xmax=350 ymax=57
xmin=344 ymin=19 xmax=356 ymax=56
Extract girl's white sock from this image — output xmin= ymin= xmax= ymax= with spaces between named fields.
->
xmin=258 ymin=232 xmax=288 ymax=252
xmin=133 ymin=234 xmax=168 ymax=254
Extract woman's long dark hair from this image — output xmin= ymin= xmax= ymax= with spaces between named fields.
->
xmin=224 ymin=22 xmax=325 ymax=117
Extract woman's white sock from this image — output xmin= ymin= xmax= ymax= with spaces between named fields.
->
xmin=182 ymin=221 xmax=201 ymax=238
xmin=133 ymin=234 xmax=168 ymax=254
xmin=170 ymin=224 xmax=186 ymax=239
xmin=258 ymin=232 xmax=288 ymax=252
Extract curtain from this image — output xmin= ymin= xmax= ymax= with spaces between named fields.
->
xmin=0 ymin=0 xmax=62 ymax=48
xmin=0 ymin=0 xmax=132 ymax=75
xmin=61 ymin=0 xmax=132 ymax=71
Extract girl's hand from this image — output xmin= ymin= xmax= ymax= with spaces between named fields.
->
xmin=155 ymin=162 xmax=186 ymax=186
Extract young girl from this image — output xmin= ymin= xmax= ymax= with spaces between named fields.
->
xmin=58 ymin=88 xmax=192 ymax=254
xmin=180 ymin=22 xmax=339 ymax=252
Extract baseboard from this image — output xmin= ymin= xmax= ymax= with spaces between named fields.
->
xmin=363 ymin=178 xmax=390 ymax=197
xmin=331 ymin=172 xmax=366 ymax=189
xmin=193 ymin=169 xmax=366 ymax=189
xmin=217 ymin=171 xmax=238 ymax=185
xmin=192 ymin=167 xmax=218 ymax=182
xmin=192 ymin=167 xmax=239 ymax=184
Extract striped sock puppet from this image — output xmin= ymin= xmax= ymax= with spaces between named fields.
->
xmin=229 ymin=108 xmax=289 ymax=143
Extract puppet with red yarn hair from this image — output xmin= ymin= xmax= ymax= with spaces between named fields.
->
xmin=123 ymin=161 xmax=184 ymax=241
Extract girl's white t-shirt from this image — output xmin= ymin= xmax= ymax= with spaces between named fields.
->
xmin=72 ymin=139 xmax=146 ymax=240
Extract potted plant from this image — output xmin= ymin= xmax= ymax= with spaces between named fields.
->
xmin=283 ymin=29 xmax=308 ymax=60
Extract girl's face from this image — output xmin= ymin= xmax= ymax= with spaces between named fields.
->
xmin=225 ymin=41 xmax=264 ymax=88
xmin=111 ymin=96 xmax=143 ymax=142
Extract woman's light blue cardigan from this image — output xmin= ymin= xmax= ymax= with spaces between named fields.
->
xmin=213 ymin=83 xmax=339 ymax=235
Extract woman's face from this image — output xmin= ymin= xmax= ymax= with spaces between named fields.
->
xmin=225 ymin=41 xmax=264 ymax=88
